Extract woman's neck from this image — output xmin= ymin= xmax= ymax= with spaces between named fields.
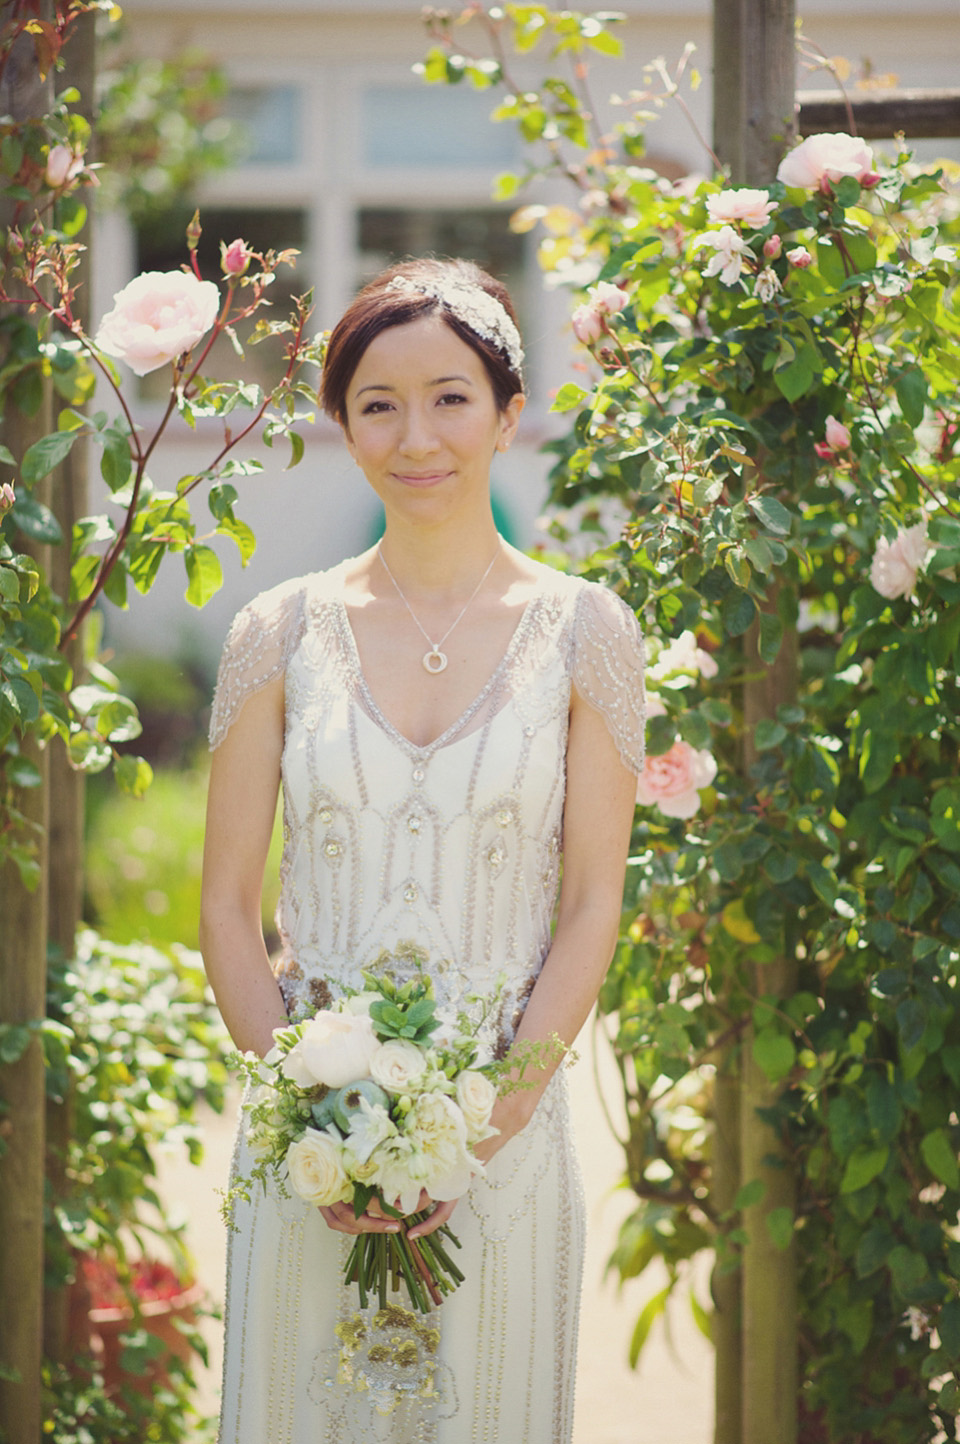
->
xmin=376 ymin=515 xmax=504 ymax=598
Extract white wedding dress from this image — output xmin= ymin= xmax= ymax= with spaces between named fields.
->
xmin=208 ymin=557 xmax=646 ymax=1444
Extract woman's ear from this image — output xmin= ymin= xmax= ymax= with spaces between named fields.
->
xmin=496 ymin=392 xmax=525 ymax=453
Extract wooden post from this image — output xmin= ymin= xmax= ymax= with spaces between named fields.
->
xmin=44 ymin=7 xmax=96 ymax=1365
xmin=712 ymin=5 xmax=798 ymax=1442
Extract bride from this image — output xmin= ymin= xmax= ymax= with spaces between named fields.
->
xmin=200 ymin=256 xmax=646 ymax=1442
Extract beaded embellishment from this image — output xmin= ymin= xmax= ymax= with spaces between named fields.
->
xmin=386 ymin=274 xmax=525 ymax=375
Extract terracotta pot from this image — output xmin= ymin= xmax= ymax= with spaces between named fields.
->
xmin=90 ymin=1280 xmax=204 ymax=1396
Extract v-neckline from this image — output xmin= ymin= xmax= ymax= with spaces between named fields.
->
xmin=333 ymin=588 xmax=542 ymax=756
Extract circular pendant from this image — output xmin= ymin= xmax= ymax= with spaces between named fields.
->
xmin=423 ymin=648 xmax=448 ymax=674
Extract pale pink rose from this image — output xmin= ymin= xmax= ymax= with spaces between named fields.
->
xmin=590 ymin=281 xmax=630 ymax=315
xmin=220 ymin=237 xmax=251 ymax=276
xmin=824 ymin=415 xmax=851 ymax=451
xmin=755 ymin=268 xmax=782 ymax=303
xmin=636 ymin=741 xmax=718 ymax=819
xmin=296 ymin=1008 xmax=379 ymax=1089
xmin=776 ymin=132 xmax=876 ymax=192
xmin=870 ymin=520 xmax=930 ymax=600
xmin=706 ymin=187 xmax=776 ymax=230
xmin=0 ymin=481 xmax=14 ymax=513
xmin=455 ymin=1070 xmax=498 ymax=1144
xmin=45 ymin=144 xmax=84 ymax=189
xmin=650 ymin=630 xmax=718 ymax=682
xmin=94 ymin=270 xmax=221 ymax=376
xmin=571 ymin=302 xmax=605 ymax=345
xmin=764 ymin=234 xmax=782 ymax=260
xmin=691 ymin=226 xmax=752 ymax=286
xmin=787 ymin=247 xmax=813 ymax=270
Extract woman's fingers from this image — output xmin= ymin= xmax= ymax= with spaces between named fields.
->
xmin=318 ymin=1201 xmax=402 ymax=1235
xmin=406 ymin=1197 xmax=458 ymax=1240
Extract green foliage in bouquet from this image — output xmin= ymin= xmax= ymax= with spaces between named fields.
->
xmin=421 ymin=5 xmax=960 ymax=1437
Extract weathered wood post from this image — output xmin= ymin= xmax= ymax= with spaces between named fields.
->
xmin=711 ymin=4 xmax=798 ymax=1442
xmin=0 ymin=15 xmax=54 ymax=1438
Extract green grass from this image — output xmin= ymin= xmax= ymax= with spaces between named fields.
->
xmin=84 ymin=754 xmax=282 ymax=948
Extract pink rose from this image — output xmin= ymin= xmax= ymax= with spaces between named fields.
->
xmin=571 ymin=282 xmax=629 ymax=346
xmin=786 ymin=247 xmax=813 ymax=270
xmin=776 ymin=132 xmax=876 ymax=193
xmin=571 ymin=302 xmax=605 ymax=345
xmin=824 ymin=415 xmax=851 ymax=451
xmin=764 ymin=235 xmax=782 ymax=260
xmin=691 ymin=226 xmax=752 ymax=286
xmin=0 ymin=481 xmax=14 ymax=513
xmin=636 ymin=740 xmax=718 ymax=819
xmin=45 ymin=143 xmax=84 ymax=190
xmin=870 ymin=521 xmax=930 ymax=600
xmin=221 ymin=238 xmax=252 ymax=276
xmin=706 ymin=187 xmax=776 ymax=230
xmin=94 ymin=270 xmax=221 ymax=376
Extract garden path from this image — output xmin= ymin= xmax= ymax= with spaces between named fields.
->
xmin=156 ymin=1013 xmax=714 ymax=1443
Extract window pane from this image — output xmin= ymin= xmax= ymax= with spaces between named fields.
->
xmin=223 ymin=85 xmax=301 ymax=166
xmin=362 ymin=86 xmax=517 ymax=169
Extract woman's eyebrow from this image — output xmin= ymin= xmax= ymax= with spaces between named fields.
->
xmin=355 ymin=374 xmax=475 ymax=396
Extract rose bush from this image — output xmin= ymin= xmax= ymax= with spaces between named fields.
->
xmin=775 ymin=130 xmax=878 ymax=191
xmin=870 ymin=519 xmax=931 ymax=600
xmin=94 ymin=269 xmax=222 ymax=376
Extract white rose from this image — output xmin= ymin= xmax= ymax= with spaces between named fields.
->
xmin=94 ymin=270 xmax=221 ymax=376
xmin=286 ymin=1129 xmax=351 ymax=1207
xmin=455 ymin=1070 xmax=498 ymax=1143
xmin=297 ymin=1009 xmax=379 ymax=1089
xmin=369 ymin=1039 xmax=427 ymax=1094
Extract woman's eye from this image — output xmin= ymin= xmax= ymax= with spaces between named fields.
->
xmin=438 ymin=392 xmax=468 ymax=406
xmin=361 ymin=399 xmax=393 ymax=415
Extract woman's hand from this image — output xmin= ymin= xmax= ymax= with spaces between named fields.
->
xmin=318 ymin=1190 xmax=459 ymax=1238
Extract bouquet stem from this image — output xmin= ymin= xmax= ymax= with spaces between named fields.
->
xmin=344 ymin=1214 xmax=462 ymax=1315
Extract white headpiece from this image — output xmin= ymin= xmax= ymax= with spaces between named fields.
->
xmin=386 ymin=273 xmax=524 ymax=376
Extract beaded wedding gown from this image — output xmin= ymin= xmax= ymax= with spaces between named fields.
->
xmin=208 ymin=557 xmax=646 ymax=1444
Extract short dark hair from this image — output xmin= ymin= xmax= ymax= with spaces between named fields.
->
xmin=320 ymin=258 xmax=525 ymax=426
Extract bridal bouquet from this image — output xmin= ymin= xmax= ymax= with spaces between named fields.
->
xmin=229 ymin=968 xmax=501 ymax=1313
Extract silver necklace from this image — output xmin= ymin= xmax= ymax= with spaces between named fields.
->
xmin=378 ymin=539 xmax=502 ymax=675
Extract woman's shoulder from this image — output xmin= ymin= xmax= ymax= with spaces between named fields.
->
xmin=521 ymin=556 xmax=641 ymax=633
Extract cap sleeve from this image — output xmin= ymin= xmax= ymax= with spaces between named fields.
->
xmin=571 ymin=581 xmax=647 ymax=773
xmin=208 ymin=576 xmax=310 ymax=749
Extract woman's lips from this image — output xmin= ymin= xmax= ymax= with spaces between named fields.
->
xmin=393 ymin=471 xmax=452 ymax=486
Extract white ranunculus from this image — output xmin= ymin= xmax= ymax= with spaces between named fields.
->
xmin=296 ymin=1009 xmax=379 ymax=1089
xmin=406 ymin=1092 xmax=477 ymax=1202
xmin=870 ymin=521 xmax=930 ymax=600
xmin=94 ymin=270 xmax=221 ymax=376
xmin=369 ymin=1038 xmax=427 ymax=1094
xmin=286 ymin=1129 xmax=351 ymax=1207
xmin=455 ymin=1070 xmax=498 ymax=1143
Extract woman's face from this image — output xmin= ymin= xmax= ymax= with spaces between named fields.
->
xmin=341 ymin=314 xmax=523 ymax=523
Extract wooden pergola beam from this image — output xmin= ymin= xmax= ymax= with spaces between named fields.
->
xmin=797 ymin=88 xmax=960 ymax=139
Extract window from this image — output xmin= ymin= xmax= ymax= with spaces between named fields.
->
xmin=357 ymin=206 xmax=525 ymax=303
xmin=361 ymin=86 xmax=518 ymax=169
xmin=222 ymin=85 xmax=302 ymax=167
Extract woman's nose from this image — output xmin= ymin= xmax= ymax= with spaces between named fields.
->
xmin=398 ymin=408 xmax=440 ymax=457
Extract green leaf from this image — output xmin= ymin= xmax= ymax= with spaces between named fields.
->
xmin=553 ymin=383 xmax=587 ymax=412
xmin=747 ymin=495 xmax=792 ymax=536
xmin=758 ymin=611 xmax=783 ymax=664
xmin=840 ymin=1145 xmax=889 ymax=1195
xmin=752 ymin=1029 xmax=795 ymax=1082
xmin=0 ymin=1024 xmax=34 ymax=1064
xmin=20 ymin=430 xmax=79 ymax=485
xmin=895 ymin=367 xmax=928 ymax=428
xmin=99 ymin=429 xmax=133 ymax=493
xmin=10 ymin=496 xmax=63 ymax=544
xmin=773 ymin=341 xmax=821 ymax=402
xmin=754 ymin=718 xmax=786 ymax=751
xmin=628 ymin=1284 xmax=670 ymax=1368
xmin=645 ymin=711 xmax=676 ymax=757
xmin=859 ymin=730 xmax=899 ymax=794
xmin=920 ymin=1128 xmax=960 ymax=1190
xmin=887 ymin=1244 xmax=928 ymax=1299
xmin=721 ymin=588 xmax=756 ymax=637
xmin=113 ymin=753 xmax=154 ymax=798
xmin=938 ymin=1299 xmax=960 ymax=1359
xmin=734 ymin=1177 xmax=766 ymax=1211
xmin=677 ymin=711 xmax=711 ymax=749
xmin=184 ymin=545 xmax=223 ymax=608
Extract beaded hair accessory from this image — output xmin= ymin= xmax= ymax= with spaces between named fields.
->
xmin=386 ymin=274 xmax=524 ymax=375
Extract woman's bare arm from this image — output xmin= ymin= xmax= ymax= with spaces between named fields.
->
xmin=200 ymin=673 xmax=289 ymax=1057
